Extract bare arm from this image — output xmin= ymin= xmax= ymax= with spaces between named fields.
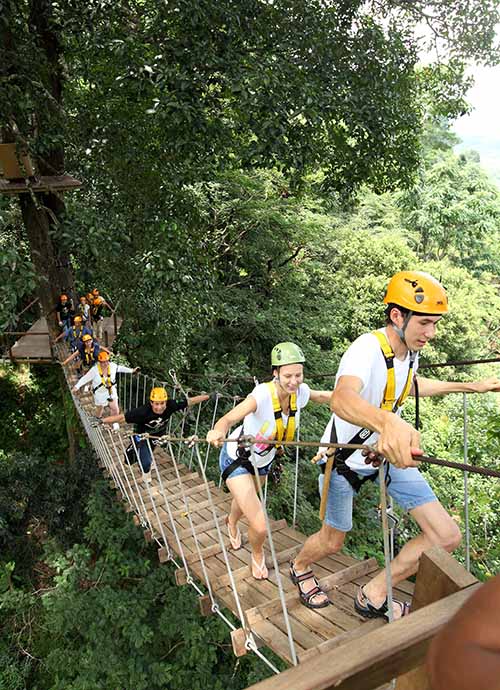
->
xmin=102 ymin=413 xmax=126 ymax=425
xmin=427 ymin=575 xmax=500 ymax=690
xmin=331 ymin=375 xmax=421 ymax=468
xmin=206 ymin=396 xmax=258 ymax=447
xmin=62 ymin=350 xmax=78 ymax=365
xmin=72 ymin=368 xmax=95 ymax=392
xmin=309 ymin=389 xmax=334 ymax=405
xmin=187 ymin=394 xmax=210 ymax=407
xmin=413 ymin=375 xmax=500 ymax=397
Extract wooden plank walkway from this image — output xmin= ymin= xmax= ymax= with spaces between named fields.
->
xmin=9 ymin=316 xmax=122 ymax=362
xmin=71 ymin=374 xmax=416 ymax=669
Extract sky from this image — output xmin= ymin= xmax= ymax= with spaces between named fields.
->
xmin=453 ymin=64 xmax=500 ymax=183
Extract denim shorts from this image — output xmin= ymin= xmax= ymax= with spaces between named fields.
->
xmin=219 ymin=443 xmax=273 ymax=480
xmin=319 ymin=464 xmax=437 ymax=532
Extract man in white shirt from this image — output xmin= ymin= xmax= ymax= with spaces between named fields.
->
xmin=290 ymin=271 xmax=500 ymax=616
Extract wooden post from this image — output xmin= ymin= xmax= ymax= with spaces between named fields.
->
xmin=199 ymin=595 xmax=213 ymax=617
xmin=175 ymin=569 xmax=188 ymax=586
xmin=231 ymin=628 xmax=248 ymax=657
xmin=113 ymin=311 xmax=118 ymax=335
xmin=104 ymin=329 xmax=109 ymax=347
xmin=395 ymin=546 xmax=477 ymax=690
xmin=158 ymin=547 xmax=170 ymax=563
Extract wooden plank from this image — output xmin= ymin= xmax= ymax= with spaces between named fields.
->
xmin=299 ymin=619 xmax=384 ymax=662
xmin=245 ymin=583 xmax=481 ymax=690
xmin=245 ymin=559 xmax=378 ymax=626
xmin=185 ymin=542 xmax=225 ymax=564
xmin=0 ymin=174 xmax=82 ymax=194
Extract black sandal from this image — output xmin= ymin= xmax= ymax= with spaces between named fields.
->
xmin=354 ymin=585 xmax=410 ymax=622
xmin=289 ymin=561 xmax=331 ymax=610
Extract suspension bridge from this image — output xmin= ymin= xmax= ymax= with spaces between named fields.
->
xmin=45 ymin=342 xmax=493 ymax=690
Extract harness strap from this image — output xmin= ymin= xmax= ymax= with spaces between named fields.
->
xmin=265 ymin=381 xmax=297 ymax=449
xmin=371 ymin=330 xmax=416 ymax=412
xmin=325 ymin=332 xmax=416 ymax=493
xmin=93 ymin=362 xmax=115 ymax=394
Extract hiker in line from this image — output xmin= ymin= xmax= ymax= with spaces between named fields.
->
xmin=72 ymin=351 xmax=139 ymax=417
xmin=207 ymin=343 xmax=333 ymax=581
xmin=55 ymin=293 xmax=74 ymax=331
xmin=54 ymin=315 xmax=92 ymax=352
xmin=90 ymin=289 xmax=113 ymax=340
xmin=289 ymin=271 xmax=500 ymax=615
xmin=61 ymin=333 xmax=108 ymax=372
xmin=76 ymin=295 xmax=91 ymax=326
xmin=102 ymin=386 xmax=209 ymax=482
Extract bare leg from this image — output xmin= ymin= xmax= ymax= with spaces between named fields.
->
xmin=95 ymin=405 xmax=104 ymax=418
xmin=108 ymin=399 xmax=119 ymax=416
xmin=292 ymin=523 xmax=346 ymax=606
xmin=226 ymin=473 xmax=268 ymax=578
xmin=363 ymin=500 xmax=461 ymax=616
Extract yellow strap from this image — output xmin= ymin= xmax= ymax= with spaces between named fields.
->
xmin=265 ymin=381 xmax=297 ymax=446
xmin=371 ymin=331 xmax=414 ymax=412
xmin=97 ymin=362 xmax=112 ymax=391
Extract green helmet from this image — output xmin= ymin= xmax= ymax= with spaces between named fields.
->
xmin=271 ymin=342 xmax=305 ymax=367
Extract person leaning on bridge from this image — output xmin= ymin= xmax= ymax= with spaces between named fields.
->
xmin=207 ymin=343 xmax=333 ymax=582
xmin=426 ymin=572 xmax=500 ymax=690
xmin=102 ymin=387 xmax=209 ymax=482
xmin=289 ymin=271 xmax=500 ymax=615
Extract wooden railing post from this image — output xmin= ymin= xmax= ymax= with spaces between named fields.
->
xmin=395 ymin=546 xmax=477 ymax=690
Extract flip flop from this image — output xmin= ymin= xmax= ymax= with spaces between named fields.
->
xmin=251 ymin=555 xmax=268 ymax=580
xmin=225 ymin=516 xmax=242 ymax=550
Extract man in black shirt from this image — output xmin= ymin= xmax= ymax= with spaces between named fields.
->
xmin=55 ymin=293 xmax=74 ymax=330
xmin=103 ymin=386 xmax=209 ymax=479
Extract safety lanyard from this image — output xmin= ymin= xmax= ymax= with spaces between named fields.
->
xmin=266 ymin=381 xmax=297 ymax=448
xmin=372 ymin=330 xmax=416 ymax=412
xmin=97 ymin=362 xmax=113 ymax=392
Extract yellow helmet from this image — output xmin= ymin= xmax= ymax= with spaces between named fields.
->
xmin=92 ymin=288 xmax=100 ymax=296
xmin=73 ymin=315 xmax=83 ymax=323
xmin=97 ymin=351 xmax=110 ymax=362
xmin=82 ymin=334 xmax=93 ymax=342
xmin=384 ymin=271 xmax=448 ymax=315
xmin=150 ymin=387 xmax=168 ymax=402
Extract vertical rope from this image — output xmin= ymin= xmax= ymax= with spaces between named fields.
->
xmin=142 ymin=438 xmax=172 ymax=559
xmin=462 ymin=393 xmax=471 ymax=572
xmin=204 ymin=393 xmax=220 ymax=471
xmin=188 ymin=402 xmax=203 ymax=470
xmin=151 ymin=443 xmax=194 ymax=583
xmin=378 ymin=464 xmax=394 ymax=623
xmin=193 ymin=445 xmax=254 ymax=638
xmin=165 ymin=441 xmax=217 ymax=608
xmin=292 ymin=426 xmax=300 ymax=528
xmin=249 ymin=446 xmax=298 ymax=666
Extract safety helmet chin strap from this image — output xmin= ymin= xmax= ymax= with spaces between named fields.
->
xmin=391 ymin=310 xmax=414 ymax=345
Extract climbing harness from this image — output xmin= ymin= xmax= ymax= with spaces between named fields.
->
xmin=221 ymin=382 xmax=297 ymax=483
xmin=321 ymin=331 xmax=416 ymax=496
xmin=93 ymin=362 xmax=115 ymax=400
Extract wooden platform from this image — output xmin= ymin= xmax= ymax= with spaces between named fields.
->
xmin=0 ymin=174 xmax=82 ymax=195
xmin=72 ymin=379 xmax=415 ymax=668
xmin=8 ymin=316 xmax=121 ymax=363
